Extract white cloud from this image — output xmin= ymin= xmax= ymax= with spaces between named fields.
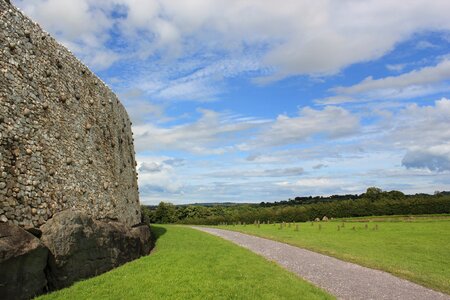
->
xmin=277 ymin=177 xmax=340 ymax=189
xmin=132 ymin=109 xmax=268 ymax=154
xmin=402 ymin=146 xmax=450 ymax=172
xmin=136 ymin=155 xmax=185 ymax=196
xmin=274 ymin=176 xmax=365 ymax=195
xmin=132 ymin=105 xmax=359 ymax=155
xmin=208 ymin=167 xmax=304 ymax=178
xmin=108 ymin=56 xmax=263 ymax=103
xmin=14 ymin=0 xmax=450 ymax=78
xmin=416 ymin=40 xmax=437 ymax=50
xmin=333 ymin=59 xmax=450 ymax=95
xmin=375 ymin=98 xmax=450 ymax=172
xmin=139 ymin=162 xmax=163 ymax=173
xmin=132 ymin=99 xmax=450 ymax=204
xmin=245 ymin=106 xmax=359 ymax=148
xmin=149 ymin=58 xmax=261 ymax=101
xmin=14 ymin=0 xmax=119 ymax=69
xmin=118 ymin=88 xmax=167 ymax=125
xmin=390 ymin=98 xmax=450 ymax=147
xmin=386 ymin=64 xmax=406 ymax=72
xmin=87 ymin=50 xmax=121 ymax=70
xmin=318 ymin=59 xmax=450 ymax=104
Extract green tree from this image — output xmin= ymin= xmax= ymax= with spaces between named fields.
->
xmin=154 ymin=202 xmax=177 ymax=223
xmin=386 ymin=190 xmax=406 ymax=200
xmin=364 ymin=187 xmax=383 ymax=201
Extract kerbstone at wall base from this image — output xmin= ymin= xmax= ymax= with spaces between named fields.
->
xmin=0 ymin=223 xmax=48 ymax=300
xmin=40 ymin=209 xmax=152 ymax=290
xmin=131 ymin=223 xmax=154 ymax=255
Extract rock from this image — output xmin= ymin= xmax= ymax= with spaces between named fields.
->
xmin=0 ymin=223 xmax=48 ymax=300
xmin=131 ymin=224 xmax=153 ymax=255
xmin=40 ymin=210 xmax=152 ymax=290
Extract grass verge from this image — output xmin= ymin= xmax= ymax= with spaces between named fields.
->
xmin=216 ymin=216 xmax=450 ymax=294
xmin=37 ymin=225 xmax=333 ymax=300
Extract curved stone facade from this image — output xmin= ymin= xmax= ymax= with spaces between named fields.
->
xmin=0 ymin=0 xmax=141 ymax=228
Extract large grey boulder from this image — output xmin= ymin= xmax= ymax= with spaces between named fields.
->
xmin=40 ymin=209 xmax=151 ymax=290
xmin=0 ymin=223 xmax=48 ymax=300
xmin=131 ymin=223 xmax=154 ymax=255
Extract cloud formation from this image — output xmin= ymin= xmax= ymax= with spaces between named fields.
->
xmin=133 ymin=109 xmax=268 ymax=154
xmin=134 ymin=98 xmax=450 ymax=203
xmin=402 ymin=148 xmax=450 ymax=172
xmin=209 ymin=167 xmax=305 ymax=178
xmin=246 ymin=106 xmax=359 ymax=148
xmin=136 ymin=156 xmax=185 ymax=196
xmin=318 ymin=59 xmax=450 ymax=104
xmin=133 ymin=105 xmax=359 ymax=154
xmin=390 ymin=98 xmax=450 ymax=148
xmin=15 ymin=0 xmax=450 ymax=78
xmin=381 ymin=98 xmax=450 ymax=172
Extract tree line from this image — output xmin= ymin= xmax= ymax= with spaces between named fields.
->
xmin=141 ymin=188 xmax=450 ymax=225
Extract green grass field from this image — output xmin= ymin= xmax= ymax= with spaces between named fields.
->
xmin=216 ymin=215 xmax=450 ymax=294
xmin=37 ymin=225 xmax=333 ymax=300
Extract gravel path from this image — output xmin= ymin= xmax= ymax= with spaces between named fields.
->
xmin=192 ymin=226 xmax=450 ymax=300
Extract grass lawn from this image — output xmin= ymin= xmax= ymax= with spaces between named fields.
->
xmin=216 ymin=215 xmax=450 ymax=294
xmin=37 ymin=225 xmax=333 ymax=300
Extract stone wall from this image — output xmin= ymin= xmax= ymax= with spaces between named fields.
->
xmin=0 ymin=0 xmax=141 ymax=228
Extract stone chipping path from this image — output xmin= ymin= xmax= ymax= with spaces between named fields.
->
xmin=192 ymin=226 xmax=450 ymax=300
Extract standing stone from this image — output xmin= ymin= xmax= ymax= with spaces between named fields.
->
xmin=40 ymin=210 xmax=151 ymax=290
xmin=131 ymin=224 xmax=154 ymax=256
xmin=0 ymin=223 xmax=48 ymax=300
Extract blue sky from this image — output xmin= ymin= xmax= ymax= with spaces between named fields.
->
xmin=15 ymin=0 xmax=450 ymax=204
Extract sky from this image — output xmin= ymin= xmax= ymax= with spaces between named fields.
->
xmin=13 ymin=0 xmax=450 ymax=205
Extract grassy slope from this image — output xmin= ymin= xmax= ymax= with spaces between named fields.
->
xmin=37 ymin=225 xmax=333 ymax=300
xmin=216 ymin=216 xmax=450 ymax=294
